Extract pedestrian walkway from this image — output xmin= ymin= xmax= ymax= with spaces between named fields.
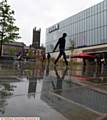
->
xmin=0 ymin=61 xmax=107 ymax=120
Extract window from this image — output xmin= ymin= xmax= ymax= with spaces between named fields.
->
xmin=100 ymin=27 xmax=104 ymax=43
xmin=97 ymin=28 xmax=101 ymax=44
xmin=104 ymin=11 xmax=107 ymax=26
xmin=94 ymin=28 xmax=98 ymax=44
xmin=94 ymin=14 xmax=98 ymax=28
xmin=97 ymin=3 xmax=101 ymax=13
xmin=104 ymin=0 xmax=107 ymax=10
xmin=94 ymin=5 xmax=98 ymax=14
xmin=100 ymin=2 xmax=104 ymax=12
xmin=91 ymin=6 xmax=95 ymax=16
xmin=100 ymin=12 xmax=104 ymax=27
xmin=97 ymin=13 xmax=101 ymax=27
xmin=103 ymin=26 xmax=107 ymax=43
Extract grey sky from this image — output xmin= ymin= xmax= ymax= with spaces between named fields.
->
xmin=6 ymin=0 xmax=103 ymax=46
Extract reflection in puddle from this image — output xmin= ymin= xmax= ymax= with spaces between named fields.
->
xmin=0 ymin=61 xmax=107 ymax=118
xmin=0 ymin=61 xmax=45 ymax=115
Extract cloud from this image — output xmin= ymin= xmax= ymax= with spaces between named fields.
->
xmin=7 ymin=0 xmax=103 ymax=46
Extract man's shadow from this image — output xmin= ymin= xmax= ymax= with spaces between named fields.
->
xmin=51 ymin=66 xmax=68 ymax=93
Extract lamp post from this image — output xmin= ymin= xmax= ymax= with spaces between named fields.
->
xmin=0 ymin=11 xmax=2 ymax=57
xmin=0 ymin=29 xmax=3 ymax=57
xmin=0 ymin=0 xmax=5 ymax=56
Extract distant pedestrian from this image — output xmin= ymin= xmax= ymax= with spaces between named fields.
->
xmin=41 ymin=52 xmax=46 ymax=63
xmin=53 ymin=33 xmax=68 ymax=66
xmin=47 ymin=53 xmax=51 ymax=63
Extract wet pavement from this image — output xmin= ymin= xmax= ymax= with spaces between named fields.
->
xmin=0 ymin=61 xmax=107 ymax=120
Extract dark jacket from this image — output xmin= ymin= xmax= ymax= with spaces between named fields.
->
xmin=53 ymin=37 xmax=66 ymax=51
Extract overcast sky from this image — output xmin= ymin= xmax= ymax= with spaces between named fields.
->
xmin=5 ymin=0 xmax=104 ymax=46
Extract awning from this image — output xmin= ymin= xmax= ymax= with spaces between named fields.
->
xmin=71 ymin=53 xmax=96 ymax=59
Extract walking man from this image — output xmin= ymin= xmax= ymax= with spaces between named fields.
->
xmin=53 ymin=33 xmax=68 ymax=66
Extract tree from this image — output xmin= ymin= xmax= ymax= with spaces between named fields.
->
xmin=0 ymin=0 xmax=20 ymax=56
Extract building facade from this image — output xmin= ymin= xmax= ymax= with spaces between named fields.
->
xmin=32 ymin=27 xmax=41 ymax=49
xmin=2 ymin=42 xmax=25 ymax=57
xmin=46 ymin=0 xmax=107 ymax=60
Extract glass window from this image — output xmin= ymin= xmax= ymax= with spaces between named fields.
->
xmin=97 ymin=13 xmax=101 ymax=27
xmin=78 ymin=13 xmax=80 ymax=21
xmin=67 ymin=26 xmax=71 ymax=36
xmin=90 ymin=7 xmax=92 ymax=16
xmin=78 ymin=21 xmax=80 ymax=33
xmin=77 ymin=22 xmax=79 ymax=33
xmin=82 ymin=11 xmax=85 ymax=19
xmin=72 ymin=24 xmax=75 ymax=35
xmin=104 ymin=26 xmax=107 ymax=43
xmin=100 ymin=2 xmax=104 ymax=12
xmin=89 ymin=17 xmax=91 ymax=30
xmin=94 ymin=28 xmax=98 ymax=44
xmin=75 ymin=22 xmax=78 ymax=34
xmin=73 ymin=15 xmax=75 ymax=23
xmin=84 ymin=19 xmax=87 ymax=31
xmin=94 ymin=5 xmax=98 ymax=14
xmin=86 ymin=8 xmax=90 ymax=18
xmin=97 ymin=28 xmax=101 ymax=44
xmin=94 ymin=14 xmax=98 ymax=28
xmin=80 ymin=20 xmax=84 ymax=32
xmin=74 ymin=34 xmax=78 ymax=47
xmin=93 ymin=30 xmax=95 ymax=45
xmin=90 ymin=30 xmax=94 ymax=45
xmin=86 ymin=18 xmax=90 ymax=30
xmin=74 ymin=23 xmax=76 ymax=34
xmin=91 ymin=15 xmax=95 ymax=29
xmin=100 ymin=27 xmax=104 ymax=43
xmin=90 ymin=17 xmax=92 ymax=30
xmin=89 ymin=31 xmax=91 ymax=45
xmin=100 ymin=11 xmax=104 ymax=27
xmin=73 ymin=16 xmax=75 ymax=24
xmin=97 ymin=3 xmax=101 ymax=13
xmin=78 ymin=33 xmax=83 ymax=46
xmin=87 ymin=31 xmax=90 ymax=45
xmin=90 ymin=30 xmax=93 ymax=45
xmin=104 ymin=11 xmax=107 ymax=26
xmin=104 ymin=0 xmax=107 ymax=10
xmin=79 ymin=13 xmax=82 ymax=20
xmin=84 ymin=10 xmax=87 ymax=19
xmin=70 ymin=24 xmax=73 ymax=35
xmin=76 ymin=34 xmax=78 ymax=47
xmin=91 ymin=6 xmax=95 ymax=16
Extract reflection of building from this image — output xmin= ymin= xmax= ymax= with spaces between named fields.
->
xmin=46 ymin=0 xmax=107 ymax=62
xmin=40 ymin=69 xmax=72 ymax=120
xmin=27 ymin=64 xmax=45 ymax=98
xmin=32 ymin=27 xmax=41 ymax=49
xmin=0 ymin=78 xmax=17 ymax=114
xmin=34 ymin=47 xmax=45 ymax=60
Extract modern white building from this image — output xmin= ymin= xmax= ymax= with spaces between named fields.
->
xmin=46 ymin=0 xmax=107 ymax=62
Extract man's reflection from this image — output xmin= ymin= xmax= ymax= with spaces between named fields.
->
xmin=46 ymin=62 xmax=50 ymax=76
xmin=28 ymin=67 xmax=37 ymax=98
xmin=82 ymin=65 xmax=86 ymax=76
xmin=27 ymin=63 xmax=45 ymax=98
xmin=51 ymin=66 xmax=68 ymax=93
xmin=28 ymin=78 xmax=37 ymax=98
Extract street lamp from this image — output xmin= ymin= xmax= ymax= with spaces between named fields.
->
xmin=0 ymin=26 xmax=3 ymax=56
xmin=0 ymin=1 xmax=4 ymax=56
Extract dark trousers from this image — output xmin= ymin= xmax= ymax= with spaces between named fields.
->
xmin=55 ymin=50 xmax=68 ymax=65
